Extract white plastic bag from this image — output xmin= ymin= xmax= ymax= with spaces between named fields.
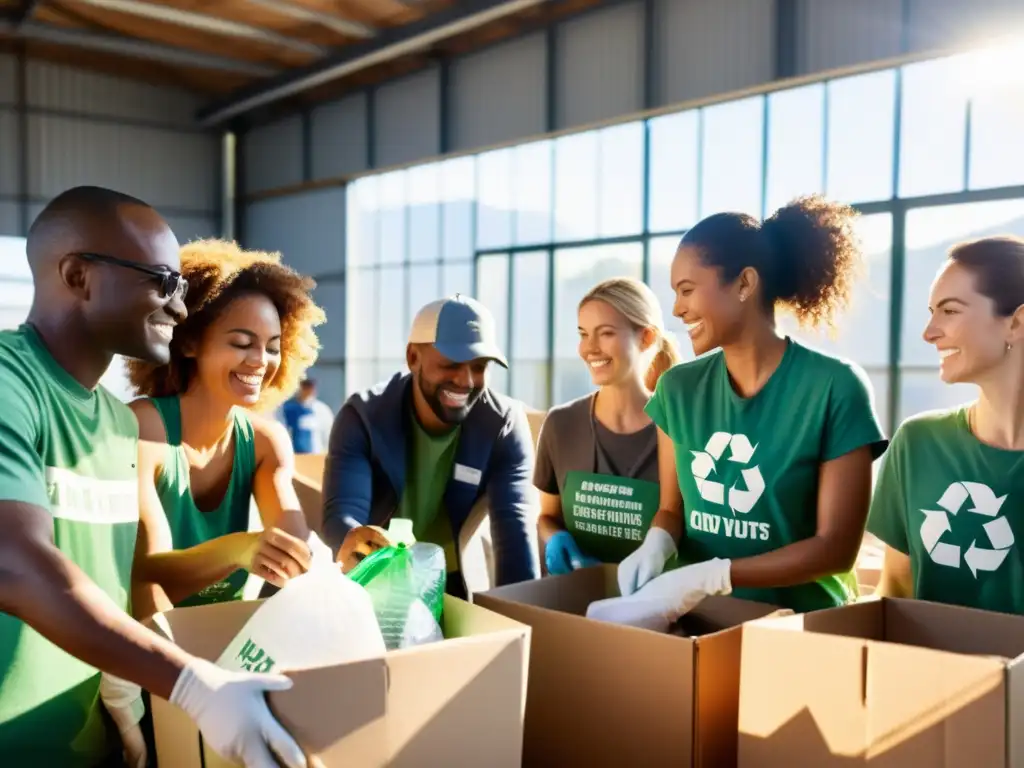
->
xmin=217 ymin=533 xmax=386 ymax=673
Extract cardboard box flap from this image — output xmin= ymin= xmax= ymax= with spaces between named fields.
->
xmin=386 ymin=620 xmax=528 ymax=767
xmin=691 ymin=597 xmax=787 ymax=768
xmin=684 ymin=594 xmax=790 ymax=639
xmin=801 ymin=599 xmax=886 ymax=641
xmin=1006 ymin=655 xmax=1024 ymax=768
xmin=444 ymin=592 xmax=530 ymax=637
xmin=147 ymin=599 xmax=263 ymax=661
xmin=479 ymin=566 xmax=610 ymax=616
xmin=740 ymin=603 xmax=1008 ymax=766
xmin=741 ymin=620 xmax=872 ymax=761
xmin=865 ymin=639 xmax=1005 ymax=765
xmin=885 ymin=598 xmax=1024 ymax=660
xmin=267 ymin=657 xmax=389 ymax=762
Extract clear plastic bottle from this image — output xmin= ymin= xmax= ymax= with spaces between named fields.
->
xmin=347 ymin=542 xmax=447 ymax=650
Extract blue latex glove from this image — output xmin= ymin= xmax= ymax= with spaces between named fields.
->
xmin=546 ymin=530 xmax=600 ymax=575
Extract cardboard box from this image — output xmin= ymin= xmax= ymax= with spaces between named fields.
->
xmin=738 ymin=597 xmax=1024 ymax=766
xmin=148 ymin=594 xmax=530 ymax=767
xmin=854 ymin=533 xmax=884 ymax=596
xmin=475 ymin=565 xmax=786 ymax=767
xmin=292 ymin=453 xmax=326 ymax=536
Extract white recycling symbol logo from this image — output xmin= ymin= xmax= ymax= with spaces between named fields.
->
xmin=920 ymin=481 xmax=1014 ymax=578
xmin=690 ymin=431 xmax=765 ymax=515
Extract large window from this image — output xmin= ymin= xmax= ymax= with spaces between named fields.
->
xmin=341 ymin=42 xmax=1024 ymax=432
xmin=346 ymin=156 xmax=481 ymax=392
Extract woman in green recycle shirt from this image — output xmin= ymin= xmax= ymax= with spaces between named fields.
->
xmin=868 ymin=236 xmax=1024 ymax=615
xmin=126 ymin=238 xmax=326 ymax=617
xmin=534 ymin=277 xmax=681 ymax=574
xmin=612 ymin=195 xmax=889 ymax=624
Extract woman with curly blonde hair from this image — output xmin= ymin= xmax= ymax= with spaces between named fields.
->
xmin=126 ymin=238 xmax=326 ymax=618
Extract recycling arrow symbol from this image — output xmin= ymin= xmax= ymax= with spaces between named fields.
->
xmin=690 ymin=431 xmax=765 ymax=515
xmin=920 ymin=481 xmax=1013 ymax=578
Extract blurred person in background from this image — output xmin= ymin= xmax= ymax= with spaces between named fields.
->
xmin=322 ymin=294 xmax=541 ymax=598
xmin=126 ymin=239 xmax=326 ymax=617
xmin=534 ymin=277 xmax=681 ymax=575
xmin=281 ymin=378 xmax=334 ymax=454
xmin=0 ymin=187 xmax=309 ymax=768
xmin=869 ymin=236 xmax=1024 ymax=614
xmin=609 ymin=195 xmax=888 ymax=627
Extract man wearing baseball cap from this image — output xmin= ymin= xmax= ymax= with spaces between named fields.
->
xmin=321 ymin=294 xmax=540 ymax=597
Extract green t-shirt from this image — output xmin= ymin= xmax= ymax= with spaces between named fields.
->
xmin=148 ymin=396 xmax=256 ymax=607
xmin=646 ymin=338 xmax=887 ymax=613
xmin=867 ymin=406 xmax=1024 ymax=614
xmin=396 ymin=412 xmax=460 ymax=571
xmin=0 ymin=325 xmax=140 ymax=767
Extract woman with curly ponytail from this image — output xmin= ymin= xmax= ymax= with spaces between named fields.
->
xmin=611 ymin=195 xmax=889 ymax=628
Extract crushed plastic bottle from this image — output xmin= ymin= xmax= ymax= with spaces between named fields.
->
xmin=348 ymin=541 xmax=447 ymax=650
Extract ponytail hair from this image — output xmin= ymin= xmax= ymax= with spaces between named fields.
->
xmin=645 ymin=333 xmax=681 ymax=391
xmin=579 ymin=277 xmax=680 ymax=391
xmin=680 ymin=194 xmax=863 ymax=330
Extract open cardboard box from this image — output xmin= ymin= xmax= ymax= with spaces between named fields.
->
xmin=475 ymin=565 xmax=787 ymax=767
xmin=147 ymin=594 xmax=530 ymax=767
xmin=738 ymin=597 xmax=1024 ymax=766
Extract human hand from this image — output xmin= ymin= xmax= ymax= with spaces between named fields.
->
xmin=240 ymin=528 xmax=312 ymax=588
xmin=170 ymin=657 xmax=311 ymax=768
xmin=545 ymin=530 xmax=600 ymax=575
xmin=336 ymin=525 xmax=393 ymax=573
xmin=616 ymin=527 xmax=677 ymax=596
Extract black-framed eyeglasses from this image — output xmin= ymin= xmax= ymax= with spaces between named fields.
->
xmin=75 ymin=252 xmax=188 ymax=300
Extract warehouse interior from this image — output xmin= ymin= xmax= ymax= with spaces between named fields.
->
xmin=2 ymin=0 xmax=1024 ymax=432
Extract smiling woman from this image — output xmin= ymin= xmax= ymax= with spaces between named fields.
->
xmin=121 ymin=239 xmax=326 ymax=623
xmin=868 ymin=235 xmax=1024 ymax=616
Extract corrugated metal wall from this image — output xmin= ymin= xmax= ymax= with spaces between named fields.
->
xmin=0 ymin=55 xmax=221 ymax=240
xmin=238 ymin=0 xmax=1024 ymax=390
xmin=243 ymin=187 xmax=347 ymax=408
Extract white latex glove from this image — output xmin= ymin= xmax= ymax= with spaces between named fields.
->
xmin=592 ymin=558 xmax=732 ymax=632
xmin=170 ymin=657 xmax=307 ymax=768
xmin=638 ymin=557 xmax=733 ymax=621
xmin=100 ymin=673 xmax=147 ymax=768
xmin=617 ymin=527 xmax=678 ymax=597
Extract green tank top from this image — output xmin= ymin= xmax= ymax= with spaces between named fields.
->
xmin=148 ymin=395 xmax=257 ymax=607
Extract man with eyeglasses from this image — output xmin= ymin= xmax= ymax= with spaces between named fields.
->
xmin=0 ymin=186 xmax=309 ymax=768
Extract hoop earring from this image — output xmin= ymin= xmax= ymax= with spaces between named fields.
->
xmin=1008 ymin=343 xmax=1014 ymax=353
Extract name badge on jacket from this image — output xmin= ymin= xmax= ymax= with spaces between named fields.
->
xmin=453 ymin=463 xmax=482 ymax=486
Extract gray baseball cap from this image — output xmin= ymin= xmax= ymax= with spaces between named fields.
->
xmin=408 ymin=294 xmax=508 ymax=368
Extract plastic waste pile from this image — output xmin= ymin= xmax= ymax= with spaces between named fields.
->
xmin=347 ymin=540 xmax=447 ymax=651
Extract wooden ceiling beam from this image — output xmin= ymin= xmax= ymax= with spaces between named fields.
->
xmin=0 ymin=17 xmax=280 ymax=75
xmin=67 ymin=0 xmax=328 ymax=55
xmin=239 ymin=0 xmax=374 ymax=39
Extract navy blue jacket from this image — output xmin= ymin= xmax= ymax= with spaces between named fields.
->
xmin=321 ymin=373 xmax=540 ymax=587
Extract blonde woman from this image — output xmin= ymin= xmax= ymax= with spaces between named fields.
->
xmin=534 ymin=277 xmax=681 ymax=574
